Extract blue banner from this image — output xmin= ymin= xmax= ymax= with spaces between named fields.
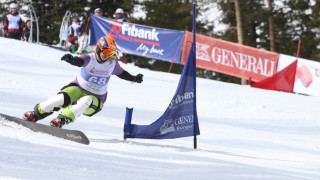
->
xmin=123 ymin=45 xmax=200 ymax=139
xmin=89 ymin=14 xmax=184 ymax=63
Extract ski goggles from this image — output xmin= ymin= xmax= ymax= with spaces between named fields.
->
xmin=100 ymin=47 xmax=116 ymax=56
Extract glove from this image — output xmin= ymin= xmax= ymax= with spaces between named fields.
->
xmin=134 ymin=74 xmax=143 ymax=83
xmin=61 ymin=54 xmax=73 ymax=62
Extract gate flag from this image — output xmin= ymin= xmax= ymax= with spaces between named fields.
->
xmin=123 ymin=46 xmax=200 ymax=139
xmin=89 ymin=14 xmax=184 ymax=63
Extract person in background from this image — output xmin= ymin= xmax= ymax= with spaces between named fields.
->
xmin=3 ymin=3 xmax=24 ymax=40
xmin=24 ymin=19 xmax=36 ymax=42
xmin=60 ymin=17 xmax=69 ymax=48
xmin=68 ymin=13 xmax=83 ymax=38
xmin=87 ymin=8 xmax=103 ymax=53
xmin=67 ymin=13 xmax=82 ymax=52
xmin=94 ymin=8 xmax=103 ymax=16
xmin=24 ymin=36 xmax=143 ymax=128
xmin=114 ymin=8 xmax=128 ymax=63
xmin=75 ymin=27 xmax=89 ymax=55
xmin=115 ymin=8 xmax=127 ymax=22
xmin=0 ymin=23 xmax=3 ymax=37
xmin=67 ymin=34 xmax=78 ymax=53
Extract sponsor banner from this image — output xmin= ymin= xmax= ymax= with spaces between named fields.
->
xmin=124 ymin=46 xmax=200 ymax=139
xmin=278 ymin=54 xmax=320 ymax=96
xmin=89 ymin=14 xmax=184 ymax=63
xmin=181 ymin=31 xmax=280 ymax=81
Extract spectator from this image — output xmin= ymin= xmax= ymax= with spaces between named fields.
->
xmin=114 ymin=8 xmax=128 ymax=63
xmin=24 ymin=19 xmax=36 ymax=42
xmin=60 ymin=17 xmax=69 ymax=48
xmin=75 ymin=27 xmax=89 ymax=55
xmin=0 ymin=23 xmax=3 ymax=37
xmin=87 ymin=8 xmax=103 ymax=52
xmin=68 ymin=13 xmax=83 ymax=38
xmin=94 ymin=8 xmax=103 ymax=16
xmin=67 ymin=34 xmax=78 ymax=53
xmin=67 ymin=13 xmax=82 ymax=52
xmin=3 ymin=3 xmax=24 ymax=40
xmin=115 ymin=8 xmax=127 ymax=22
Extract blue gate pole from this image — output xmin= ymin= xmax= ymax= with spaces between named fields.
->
xmin=192 ymin=0 xmax=197 ymax=149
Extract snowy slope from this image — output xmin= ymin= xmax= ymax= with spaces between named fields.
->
xmin=0 ymin=37 xmax=320 ymax=180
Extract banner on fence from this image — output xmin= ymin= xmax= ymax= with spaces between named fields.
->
xmin=89 ymin=14 xmax=184 ymax=63
xmin=180 ymin=31 xmax=280 ymax=81
xmin=278 ymin=54 xmax=320 ymax=96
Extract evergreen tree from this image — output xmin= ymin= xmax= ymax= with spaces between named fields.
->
xmin=274 ymin=0 xmax=320 ymax=60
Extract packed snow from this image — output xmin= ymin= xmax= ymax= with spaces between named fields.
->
xmin=0 ymin=37 xmax=320 ymax=180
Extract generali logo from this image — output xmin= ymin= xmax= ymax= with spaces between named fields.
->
xmin=211 ymin=47 xmax=276 ymax=76
xmin=195 ymin=41 xmax=276 ymax=77
xmin=196 ymin=43 xmax=210 ymax=61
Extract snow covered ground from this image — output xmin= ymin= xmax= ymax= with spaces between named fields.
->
xmin=0 ymin=37 xmax=320 ymax=180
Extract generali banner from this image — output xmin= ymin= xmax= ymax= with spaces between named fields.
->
xmin=278 ymin=54 xmax=320 ymax=96
xmin=181 ymin=31 xmax=280 ymax=81
xmin=89 ymin=14 xmax=184 ymax=63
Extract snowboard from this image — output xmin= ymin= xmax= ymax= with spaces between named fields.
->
xmin=0 ymin=113 xmax=90 ymax=145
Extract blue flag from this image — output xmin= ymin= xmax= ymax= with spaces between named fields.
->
xmin=123 ymin=45 xmax=200 ymax=139
xmin=89 ymin=15 xmax=184 ymax=63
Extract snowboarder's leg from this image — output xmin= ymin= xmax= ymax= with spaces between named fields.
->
xmin=24 ymin=85 xmax=83 ymax=122
xmin=83 ymin=95 xmax=103 ymax=116
xmin=51 ymin=96 xmax=93 ymax=128
xmin=24 ymin=92 xmax=69 ymax=122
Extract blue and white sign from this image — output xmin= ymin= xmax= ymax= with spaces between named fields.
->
xmin=123 ymin=46 xmax=200 ymax=139
xmin=89 ymin=14 xmax=184 ymax=63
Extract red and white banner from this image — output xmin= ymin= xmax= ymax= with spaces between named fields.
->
xmin=278 ymin=54 xmax=320 ymax=96
xmin=181 ymin=31 xmax=280 ymax=81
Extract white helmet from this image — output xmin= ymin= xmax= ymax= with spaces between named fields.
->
xmin=95 ymin=8 xmax=102 ymax=13
xmin=10 ymin=3 xmax=18 ymax=9
xmin=115 ymin=8 xmax=124 ymax=14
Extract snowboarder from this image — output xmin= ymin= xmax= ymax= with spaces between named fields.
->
xmin=24 ymin=36 xmax=144 ymax=128
xmin=3 ymin=3 xmax=24 ymax=40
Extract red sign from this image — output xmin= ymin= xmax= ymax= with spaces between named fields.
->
xmin=181 ymin=31 xmax=280 ymax=81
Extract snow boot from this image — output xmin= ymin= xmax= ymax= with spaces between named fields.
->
xmin=24 ymin=111 xmax=38 ymax=122
xmin=23 ymin=104 xmax=54 ymax=123
xmin=50 ymin=115 xmax=72 ymax=128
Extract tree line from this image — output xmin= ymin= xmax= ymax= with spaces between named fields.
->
xmin=1 ymin=0 xmax=319 ymax=83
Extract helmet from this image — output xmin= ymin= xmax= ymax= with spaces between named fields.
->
xmin=76 ymin=27 xmax=83 ymax=35
xmin=96 ymin=36 xmax=117 ymax=57
xmin=115 ymin=8 xmax=124 ymax=14
xmin=71 ymin=13 xmax=78 ymax=18
xmin=95 ymin=8 xmax=102 ymax=13
xmin=10 ymin=3 xmax=18 ymax=9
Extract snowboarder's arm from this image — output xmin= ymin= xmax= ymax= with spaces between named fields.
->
xmin=61 ymin=54 xmax=88 ymax=67
xmin=117 ymin=70 xmax=143 ymax=83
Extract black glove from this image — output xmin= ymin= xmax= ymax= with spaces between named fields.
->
xmin=61 ymin=54 xmax=73 ymax=62
xmin=134 ymin=74 xmax=143 ymax=83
